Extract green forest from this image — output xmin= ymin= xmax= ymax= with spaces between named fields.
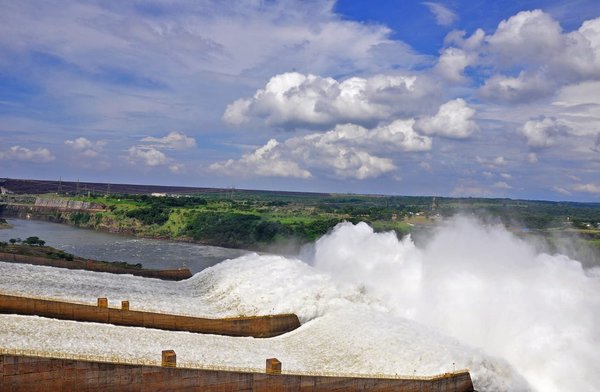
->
xmin=2 ymin=190 xmax=600 ymax=253
xmin=59 ymin=191 xmax=600 ymax=250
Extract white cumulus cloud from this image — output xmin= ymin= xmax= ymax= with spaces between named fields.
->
xmin=486 ymin=10 xmax=564 ymax=67
xmin=492 ymin=181 xmax=512 ymax=190
xmin=126 ymin=146 xmax=168 ymax=167
xmin=141 ymin=131 xmax=196 ymax=150
xmin=422 ymin=2 xmax=458 ymax=26
xmin=476 ymin=155 xmax=508 ymax=169
xmin=445 ymin=11 xmax=600 ymax=103
xmin=223 ymin=72 xmax=435 ymax=129
xmin=574 ymin=183 xmax=600 ymax=194
xmin=435 ymin=47 xmax=474 ymax=82
xmin=210 ymin=139 xmax=312 ymax=179
xmin=65 ymin=137 xmax=106 ymax=158
xmin=211 ymin=120 xmax=432 ymax=180
xmin=415 ymin=98 xmax=477 ymax=138
xmin=0 ymin=146 xmax=55 ymax=163
xmin=124 ymin=132 xmax=193 ymax=171
xmin=521 ymin=117 xmax=569 ymax=148
xmin=479 ymin=71 xmax=554 ymax=103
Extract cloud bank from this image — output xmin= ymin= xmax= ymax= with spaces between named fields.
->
xmin=1 ymin=2 xmax=600 ymax=199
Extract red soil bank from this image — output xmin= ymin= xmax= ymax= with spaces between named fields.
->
xmin=0 ymin=251 xmax=193 ymax=281
xmin=0 ymin=294 xmax=300 ymax=338
xmin=0 ymin=354 xmax=475 ymax=392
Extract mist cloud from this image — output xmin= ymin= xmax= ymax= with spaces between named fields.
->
xmin=308 ymin=217 xmax=600 ymax=391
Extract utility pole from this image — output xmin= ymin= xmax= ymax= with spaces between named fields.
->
xmin=106 ymin=183 xmax=111 ymax=196
xmin=76 ymin=179 xmax=80 ymax=196
xmin=57 ymin=177 xmax=62 ymax=194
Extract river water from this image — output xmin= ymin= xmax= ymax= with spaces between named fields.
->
xmin=0 ymin=218 xmax=248 ymax=273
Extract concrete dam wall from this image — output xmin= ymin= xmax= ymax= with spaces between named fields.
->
xmin=0 ymin=353 xmax=475 ymax=392
xmin=0 ymin=251 xmax=193 ymax=280
xmin=0 ymin=294 xmax=301 ymax=338
xmin=0 ymin=197 xmax=104 ymax=224
xmin=33 ymin=197 xmax=104 ymax=210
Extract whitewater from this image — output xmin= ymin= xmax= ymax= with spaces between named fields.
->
xmin=1 ymin=216 xmax=598 ymax=391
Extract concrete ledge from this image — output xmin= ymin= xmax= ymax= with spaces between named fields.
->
xmin=0 ymin=354 xmax=475 ymax=392
xmin=0 ymin=294 xmax=301 ymax=338
xmin=0 ymin=252 xmax=193 ymax=281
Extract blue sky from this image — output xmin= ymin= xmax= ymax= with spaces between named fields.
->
xmin=1 ymin=0 xmax=600 ymax=201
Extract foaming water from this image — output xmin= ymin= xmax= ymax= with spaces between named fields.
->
xmin=1 ymin=216 xmax=598 ymax=391
xmin=307 ymin=217 xmax=600 ymax=392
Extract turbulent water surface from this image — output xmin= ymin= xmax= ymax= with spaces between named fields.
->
xmin=1 ymin=216 xmax=599 ymax=392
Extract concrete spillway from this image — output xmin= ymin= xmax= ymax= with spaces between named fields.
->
xmin=0 ymin=251 xmax=529 ymax=389
xmin=0 ymin=293 xmax=300 ymax=338
xmin=0 ymin=293 xmax=476 ymax=391
xmin=0 ymin=251 xmax=193 ymax=280
xmin=0 ymin=353 xmax=475 ymax=392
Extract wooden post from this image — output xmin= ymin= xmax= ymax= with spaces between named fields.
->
xmin=121 ymin=301 xmax=129 ymax=311
xmin=266 ymin=358 xmax=281 ymax=375
xmin=162 ymin=350 xmax=176 ymax=367
xmin=97 ymin=298 xmax=108 ymax=308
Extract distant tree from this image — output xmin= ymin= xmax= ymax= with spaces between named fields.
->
xmin=23 ymin=236 xmax=46 ymax=246
xmin=9 ymin=238 xmax=17 ymax=244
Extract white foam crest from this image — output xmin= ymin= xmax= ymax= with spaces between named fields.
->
xmin=307 ymin=217 xmax=600 ymax=392
xmin=0 ymin=262 xmax=216 ymax=316
xmin=185 ymin=253 xmax=374 ymax=322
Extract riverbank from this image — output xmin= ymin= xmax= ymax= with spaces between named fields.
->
xmin=0 ymin=203 xmax=286 ymax=253
xmin=0 ymin=193 xmax=413 ymax=253
xmin=2 ymin=193 xmax=600 ymax=263
xmin=0 ymin=218 xmax=247 ymax=273
xmin=0 ymin=244 xmax=192 ymax=281
xmin=0 ymin=219 xmax=10 ymax=229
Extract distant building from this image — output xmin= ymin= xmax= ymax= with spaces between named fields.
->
xmin=151 ymin=193 xmax=167 ymax=197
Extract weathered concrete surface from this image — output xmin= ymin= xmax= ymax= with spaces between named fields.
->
xmin=0 ymin=354 xmax=475 ymax=392
xmin=0 ymin=294 xmax=300 ymax=338
xmin=0 ymin=251 xmax=193 ymax=280
xmin=34 ymin=198 xmax=105 ymax=211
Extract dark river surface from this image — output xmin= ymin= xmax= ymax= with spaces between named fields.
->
xmin=0 ymin=218 xmax=249 ymax=273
